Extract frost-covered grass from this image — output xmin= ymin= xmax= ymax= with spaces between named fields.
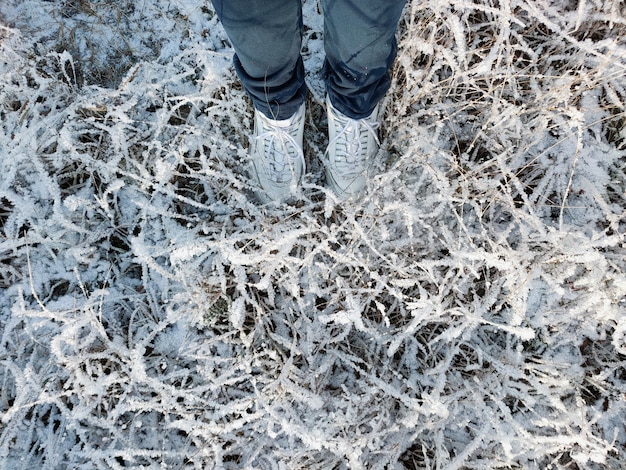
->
xmin=1 ymin=0 xmax=625 ymax=468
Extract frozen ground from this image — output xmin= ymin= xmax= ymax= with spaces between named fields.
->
xmin=1 ymin=0 xmax=625 ymax=468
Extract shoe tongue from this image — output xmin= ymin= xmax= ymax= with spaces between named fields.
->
xmin=266 ymin=116 xmax=292 ymax=128
xmin=269 ymin=140 xmax=289 ymax=165
xmin=272 ymin=152 xmax=288 ymax=171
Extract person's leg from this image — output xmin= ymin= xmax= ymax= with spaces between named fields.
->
xmin=321 ymin=0 xmax=405 ymax=199
xmin=211 ymin=0 xmax=306 ymax=120
xmin=322 ymin=0 xmax=406 ymax=119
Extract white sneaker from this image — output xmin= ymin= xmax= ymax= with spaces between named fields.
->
xmin=324 ymin=95 xmax=380 ymax=199
xmin=249 ymin=102 xmax=306 ymax=203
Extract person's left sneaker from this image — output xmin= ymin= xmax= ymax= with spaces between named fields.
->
xmin=248 ymin=102 xmax=306 ymax=203
xmin=324 ymin=95 xmax=380 ymax=200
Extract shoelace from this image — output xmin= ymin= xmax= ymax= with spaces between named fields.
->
xmin=327 ymin=114 xmax=380 ymax=178
xmin=255 ymin=117 xmax=305 ymax=184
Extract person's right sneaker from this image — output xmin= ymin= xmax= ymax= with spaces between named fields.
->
xmin=324 ymin=95 xmax=380 ymax=200
xmin=248 ymin=102 xmax=306 ymax=203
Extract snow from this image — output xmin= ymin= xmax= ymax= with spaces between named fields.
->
xmin=1 ymin=0 xmax=626 ymax=468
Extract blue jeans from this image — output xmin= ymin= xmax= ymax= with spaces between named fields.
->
xmin=211 ymin=0 xmax=406 ymax=120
